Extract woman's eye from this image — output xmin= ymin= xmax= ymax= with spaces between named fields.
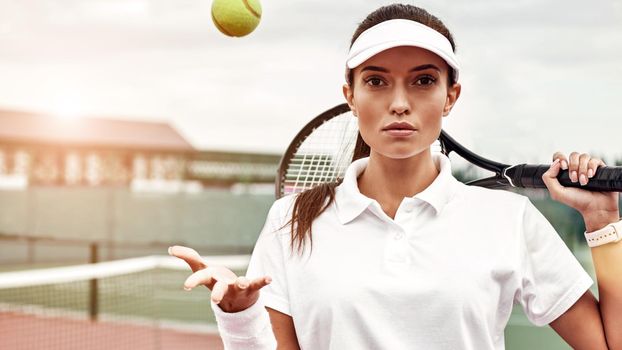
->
xmin=365 ymin=77 xmax=385 ymax=87
xmin=415 ymin=76 xmax=436 ymax=86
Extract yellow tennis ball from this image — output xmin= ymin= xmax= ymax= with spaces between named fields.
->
xmin=211 ymin=0 xmax=262 ymax=37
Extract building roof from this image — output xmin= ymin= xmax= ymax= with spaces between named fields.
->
xmin=0 ymin=109 xmax=194 ymax=152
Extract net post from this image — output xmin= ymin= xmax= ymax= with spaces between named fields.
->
xmin=89 ymin=242 xmax=99 ymax=321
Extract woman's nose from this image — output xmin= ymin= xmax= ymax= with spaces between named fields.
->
xmin=389 ymin=86 xmax=411 ymax=116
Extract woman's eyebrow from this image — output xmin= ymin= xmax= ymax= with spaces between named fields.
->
xmin=409 ymin=64 xmax=441 ymax=72
xmin=360 ymin=64 xmax=441 ymax=73
xmin=360 ymin=65 xmax=389 ymax=73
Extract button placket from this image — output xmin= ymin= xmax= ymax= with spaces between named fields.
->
xmin=389 ymin=222 xmax=407 ymax=240
xmin=385 ymin=224 xmax=408 ymax=262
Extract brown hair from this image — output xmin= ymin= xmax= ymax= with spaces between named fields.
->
xmin=287 ymin=3 xmax=456 ymax=254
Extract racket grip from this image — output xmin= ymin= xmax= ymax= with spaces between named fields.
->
xmin=506 ymin=164 xmax=622 ymax=191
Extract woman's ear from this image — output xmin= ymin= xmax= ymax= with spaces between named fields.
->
xmin=342 ymin=83 xmax=357 ymax=116
xmin=443 ymin=83 xmax=461 ymax=117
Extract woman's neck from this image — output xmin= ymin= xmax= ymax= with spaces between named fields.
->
xmin=357 ymin=149 xmax=439 ymax=219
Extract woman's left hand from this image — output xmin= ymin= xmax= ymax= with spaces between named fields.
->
xmin=541 ymin=152 xmax=619 ymax=222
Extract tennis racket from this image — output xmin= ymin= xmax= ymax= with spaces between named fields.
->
xmin=276 ymin=103 xmax=622 ymax=198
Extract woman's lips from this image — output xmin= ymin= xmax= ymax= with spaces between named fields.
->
xmin=383 ymin=129 xmax=416 ymax=137
xmin=382 ymin=122 xmax=417 ymax=137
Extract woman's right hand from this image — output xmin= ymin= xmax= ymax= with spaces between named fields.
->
xmin=168 ymin=245 xmax=272 ymax=313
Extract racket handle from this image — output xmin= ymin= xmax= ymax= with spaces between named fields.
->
xmin=506 ymin=164 xmax=622 ymax=191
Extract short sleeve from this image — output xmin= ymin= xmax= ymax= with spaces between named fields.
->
xmin=515 ymin=198 xmax=593 ymax=326
xmin=245 ymin=197 xmax=293 ymax=316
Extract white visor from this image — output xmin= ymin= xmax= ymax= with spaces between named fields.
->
xmin=346 ymin=19 xmax=460 ymax=82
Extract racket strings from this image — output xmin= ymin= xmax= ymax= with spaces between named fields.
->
xmin=283 ymin=112 xmax=358 ymax=196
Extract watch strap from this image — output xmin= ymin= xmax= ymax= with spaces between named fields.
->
xmin=584 ymin=218 xmax=622 ymax=248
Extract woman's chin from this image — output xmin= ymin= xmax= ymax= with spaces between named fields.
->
xmin=372 ymin=147 xmax=431 ymax=160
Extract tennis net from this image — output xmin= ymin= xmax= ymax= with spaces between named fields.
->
xmin=0 ymin=254 xmax=250 ymax=350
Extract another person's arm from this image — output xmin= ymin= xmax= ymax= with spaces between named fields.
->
xmin=542 ymin=152 xmax=621 ymax=349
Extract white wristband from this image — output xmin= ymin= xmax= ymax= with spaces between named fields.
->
xmin=584 ymin=218 xmax=622 ymax=248
xmin=211 ymin=299 xmax=277 ymax=350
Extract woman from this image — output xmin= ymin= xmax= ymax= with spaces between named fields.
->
xmin=171 ymin=4 xmax=621 ymax=349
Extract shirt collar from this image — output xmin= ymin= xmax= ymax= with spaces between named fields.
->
xmin=334 ymin=153 xmax=460 ymax=224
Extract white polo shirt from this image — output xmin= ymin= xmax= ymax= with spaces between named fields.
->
xmin=246 ymin=153 xmax=593 ymax=350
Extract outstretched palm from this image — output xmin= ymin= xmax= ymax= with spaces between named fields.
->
xmin=169 ymin=245 xmax=271 ymax=313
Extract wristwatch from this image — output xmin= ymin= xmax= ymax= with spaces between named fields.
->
xmin=584 ymin=219 xmax=622 ymax=248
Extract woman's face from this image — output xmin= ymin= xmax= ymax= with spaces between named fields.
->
xmin=343 ymin=45 xmax=461 ymax=160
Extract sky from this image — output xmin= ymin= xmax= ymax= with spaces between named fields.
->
xmin=0 ymin=0 xmax=620 ymax=165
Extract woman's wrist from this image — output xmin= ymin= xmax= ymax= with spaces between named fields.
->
xmin=211 ymin=298 xmax=270 ymax=337
xmin=582 ymin=210 xmax=620 ymax=232
xmin=211 ymin=297 xmax=277 ymax=349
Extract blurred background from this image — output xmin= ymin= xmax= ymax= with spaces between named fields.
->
xmin=0 ymin=0 xmax=620 ymax=349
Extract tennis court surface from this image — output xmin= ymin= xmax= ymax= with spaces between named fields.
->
xmin=0 ymin=255 xmax=250 ymax=350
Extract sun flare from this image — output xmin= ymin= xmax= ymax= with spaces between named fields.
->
xmin=51 ymin=94 xmax=84 ymax=120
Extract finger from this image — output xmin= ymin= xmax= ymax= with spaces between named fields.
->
xmin=587 ymin=158 xmax=607 ymax=178
xmin=248 ymin=276 xmax=272 ymax=291
xmin=184 ymin=267 xmax=217 ymax=291
xmin=568 ymin=152 xmax=580 ymax=183
xmin=588 ymin=158 xmax=607 ymax=176
xmin=542 ymin=159 xmax=565 ymax=199
xmin=235 ymin=276 xmax=250 ymax=290
xmin=211 ymin=280 xmax=229 ymax=303
xmin=587 ymin=158 xmax=599 ymax=178
xmin=552 ymin=151 xmax=568 ymax=170
xmin=168 ymin=246 xmax=207 ymax=272
xmin=578 ymin=153 xmax=590 ymax=186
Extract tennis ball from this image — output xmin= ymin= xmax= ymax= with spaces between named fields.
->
xmin=211 ymin=0 xmax=262 ymax=37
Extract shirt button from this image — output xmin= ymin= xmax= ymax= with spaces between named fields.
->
xmin=404 ymin=203 xmax=415 ymax=213
xmin=394 ymin=233 xmax=405 ymax=240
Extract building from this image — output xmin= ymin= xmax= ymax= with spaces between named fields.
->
xmin=0 ymin=109 xmax=280 ymax=189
